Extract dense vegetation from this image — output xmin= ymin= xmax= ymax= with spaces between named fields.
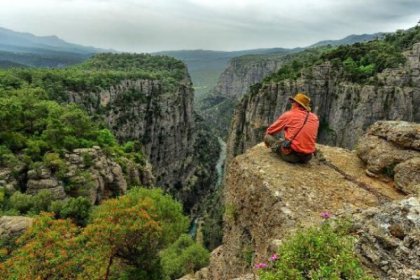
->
xmin=258 ymin=219 xmax=373 ymax=280
xmin=0 ymin=53 xmax=187 ymax=104
xmin=264 ymin=26 xmax=420 ymax=84
xmin=0 ymin=188 xmax=209 ymax=280
xmin=0 ymin=86 xmax=145 ymax=219
xmin=0 ymin=53 xmax=212 ymax=279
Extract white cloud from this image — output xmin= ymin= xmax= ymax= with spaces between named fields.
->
xmin=0 ymin=0 xmax=419 ymax=52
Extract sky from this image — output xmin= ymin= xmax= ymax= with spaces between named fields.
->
xmin=0 ymin=0 xmax=419 ymax=52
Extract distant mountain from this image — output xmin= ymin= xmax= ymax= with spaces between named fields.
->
xmin=0 ymin=27 xmax=110 ymax=68
xmin=308 ymin=33 xmax=384 ymax=48
xmin=157 ymin=33 xmax=382 ymax=102
xmin=155 ymin=48 xmax=298 ymax=99
xmin=0 ymin=59 xmax=27 ymax=68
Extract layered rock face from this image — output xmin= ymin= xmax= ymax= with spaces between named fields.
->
xmin=227 ymin=43 xmax=420 ymax=160
xmin=199 ymin=56 xmax=288 ymax=138
xmin=211 ymin=57 xmax=285 ymax=100
xmin=356 ymin=121 xmax=420 ymax=195
xmin=66 ymin=76 xmax=219 ymax=211
xmin=67 ymin=78 xmax=195 ymax=188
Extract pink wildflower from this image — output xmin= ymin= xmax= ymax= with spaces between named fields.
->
xmin=320 ymin=211 xmax=332 ymax=219
xmin=269 ymin=253 xmax=279 ymax=261
xmin=255 ymin=262 xmax=268 ymax=269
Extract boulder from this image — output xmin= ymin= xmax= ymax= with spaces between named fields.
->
xmin=356 ymin=121 xmax=420 ymax=195
xmin=0 ymin=216 xmax=33 ymax=240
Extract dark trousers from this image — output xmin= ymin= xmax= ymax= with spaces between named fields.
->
xmin=264 ymin=134 xmax=312 ymax=164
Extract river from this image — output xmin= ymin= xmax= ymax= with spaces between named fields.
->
xmin=189 ymin=137 xmax=227 ymax=238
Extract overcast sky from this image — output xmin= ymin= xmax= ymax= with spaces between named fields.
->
xmin=0 ymin=0 xmax=419 ymax=52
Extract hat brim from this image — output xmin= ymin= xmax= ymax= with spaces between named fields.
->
xmin=289 ymin=97 xmax=311 ymax=112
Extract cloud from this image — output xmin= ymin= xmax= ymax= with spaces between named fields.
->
xmin=0 ymin=0 xmax=419 ymax=52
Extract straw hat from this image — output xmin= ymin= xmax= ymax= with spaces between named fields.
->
xmin=289 ymin=92 xmax=311 ymax=111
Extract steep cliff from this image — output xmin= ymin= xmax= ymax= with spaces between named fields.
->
xmin=227 ymin=41 xmax=420 ymax=161
xmin=202 ymin=121 xmax=419 ymax=280
xmin=68 ymin=55 xmax=220 ymax=212
xmin=199 ymin=54 xmax=290 ymax=138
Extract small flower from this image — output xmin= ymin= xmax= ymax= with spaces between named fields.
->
xmin=320 ymin=211 xmax=332 ymax=219
xmin=269 ymin=253 xmax=279 ymax=261
xmin=255 ymin=262 xmax=268 ymax=269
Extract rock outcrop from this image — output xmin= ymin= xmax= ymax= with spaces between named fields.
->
xmin=354 ymin=197 xmax=420 ymax=280
xmin=0 ymin=146 xmax=153 ymax=204
xmin=356 ymin=121 xmax=420 ymax=195
xmin=0 ymin=216 xmax=33 ymax=241
xmin=207 ymin=143 xmax=405 ymax=279
xmin=227 ymin=43 xmax=420 ymax=161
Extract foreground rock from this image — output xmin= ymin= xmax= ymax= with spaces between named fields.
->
xmin=354 ymin=197 xmax=420 ymax=280
xmin=357 ymin=121 xmax=420 ymax=195
xmin=208 ymin=143 xmax=405 ymax=279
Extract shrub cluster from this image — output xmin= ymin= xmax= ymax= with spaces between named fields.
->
xmin=258 ymin=216 xmax=373 ymax=280
xmin=0 ymin=188 xmax=209 ymax=280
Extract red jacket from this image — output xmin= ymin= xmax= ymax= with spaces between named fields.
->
xmin=266 ymin=107 xmax=319 ymax=154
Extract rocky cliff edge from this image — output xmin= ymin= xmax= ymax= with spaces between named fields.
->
xmin=193 ymin=122 xmax=419 ymax=280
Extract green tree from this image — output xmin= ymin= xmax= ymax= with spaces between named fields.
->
xmin=160 ymin=234 xmax=210 ymax=280
xmin=79 ymin=187 xmax=189 ymax=280
xmin=0 ymin=213 xmax=82 ymax=280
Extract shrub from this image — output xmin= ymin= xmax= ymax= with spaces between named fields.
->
xmin=31 ymin=190 xmax=54 ymax=213
xmin=160 ymin=234 xmax=210 ymax=280
xmin=258 ymin=220 xmax=373 ymax=280
xmin=8 ymin=192 xmax=33 ymax=214
xmin=50 ymin=197 xmax=92 ymax=226
xmin=43 ymin=152 xmax=66 ymax=174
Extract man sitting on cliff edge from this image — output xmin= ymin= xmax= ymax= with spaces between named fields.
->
xmin=264 ymin=93 xmax=319 ymax=163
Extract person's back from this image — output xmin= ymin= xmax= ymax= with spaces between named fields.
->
xmin=264 ymin=92 xmax=319 ymax=163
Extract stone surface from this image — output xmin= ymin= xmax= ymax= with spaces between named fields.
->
xmin=356 ymin=121 xmax=420 ymax=195
xmin=208 ymin=143 xmax=405 ymax=279
xmin=353 ymin=197 xmax=420 ymax=280
xmin=394 ymin=158 xmax=420 ymax=195
xmin=0 ymin=216 xmax=33 ymax=240
xmin=226 ymin=43 xmax=420 ymax=162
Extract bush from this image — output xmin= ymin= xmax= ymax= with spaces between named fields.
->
xmin=258 ymin=219 xmax=373 ymax=280
xmin=8 ymin=192 xmax=33 ymax=214
xmin=31 ymin=190 xmax=54 ymax=213
xmin=160 ymin=234 xmax=210 ymax=280
xmin=50 ymin=197 xmax=92 ymax=226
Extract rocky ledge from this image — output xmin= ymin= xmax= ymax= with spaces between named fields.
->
xmin=207 ymin=143 xmax=406 ymax=279
xmin=188 ymin=121 xmax=420 ymax=280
